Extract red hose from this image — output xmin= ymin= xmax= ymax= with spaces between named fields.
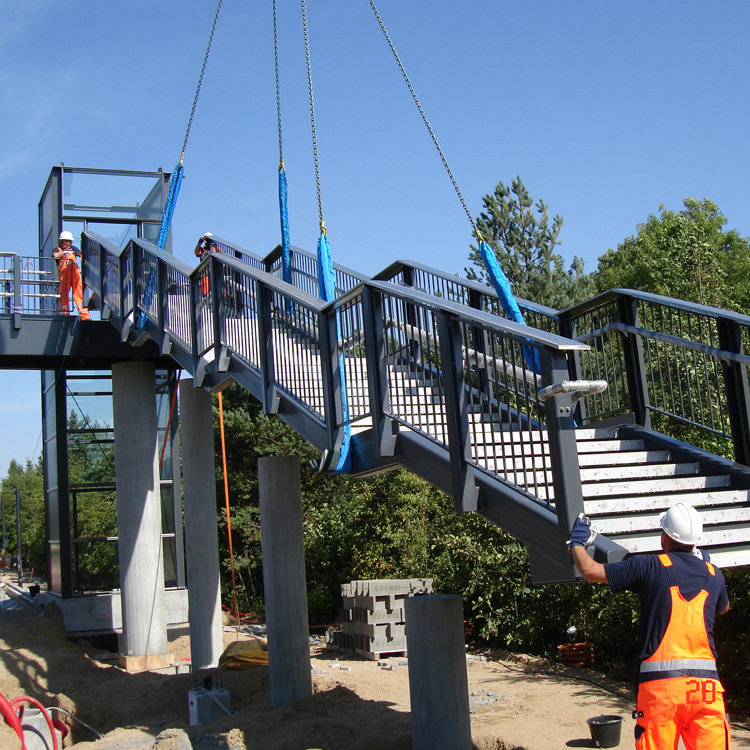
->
xmin=0 ymin=691 xmax=25 ymax=749
xmin=10 ymin=696 xmax=57 ymax=750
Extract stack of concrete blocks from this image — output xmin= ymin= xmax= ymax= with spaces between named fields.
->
xmin=329 ymin=578 xmax=433 ymax=660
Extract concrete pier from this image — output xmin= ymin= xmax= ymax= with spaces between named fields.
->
xmin=258 ymin=455 xmax=312 ymax=707
xmin=180 ymin=380 xmax=223 ymax=669
xmin=405 ymin=594 xmax=472 ymax=750
xmin=112 ymin=361 xmax=170 ymax=671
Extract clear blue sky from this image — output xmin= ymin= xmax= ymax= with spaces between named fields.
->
xmin=2 ymin=0 xmax=750 ymax=471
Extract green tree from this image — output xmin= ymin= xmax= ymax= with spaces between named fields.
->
xmin=0 ymin=458 xmax=45 ymax=572
xmin=595 ymin=198 xmax=750 ymax=311
xmin=467 ymin=176 xmax=594 ymax=310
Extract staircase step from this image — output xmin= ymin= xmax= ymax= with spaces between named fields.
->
xmin=581 ymin=474 xmax=731 ymax=499
xmin=577 ymin=450 xmax=671 ymax=467
xmin=584 ymin=488 xmax=750 ymax=514
xmin=592 ymin=506 xmax=750 ymax=535
xmin=580 ymin=462 xmax=699 ymax=482
xmin=512 ymin=463 xmax=703 ymax=491
xmin=703 ymin=546 xmax=750 ymax=568
xmin=611 ymin=521 xmax=750 ymax=554
xmin=575 ymin=439 xmax=646 ymax=454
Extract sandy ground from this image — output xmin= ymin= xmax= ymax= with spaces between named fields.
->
xmin=1 ymin=596 xmax=749 ymax=750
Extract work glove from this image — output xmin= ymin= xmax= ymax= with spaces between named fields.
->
xmin=568 ymin=513 xmax=597 ymax=549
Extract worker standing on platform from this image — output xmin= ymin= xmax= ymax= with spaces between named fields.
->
xmin=195 ymin=232 xmax=215 ymax=296
xmin=53 ymin=230 xmax=90 ymax=320
xmin=569 ymin=503 xmax=731 ymax=749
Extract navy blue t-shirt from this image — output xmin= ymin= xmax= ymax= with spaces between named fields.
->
xmin=604 ymin=550 xmax=729 ymax=663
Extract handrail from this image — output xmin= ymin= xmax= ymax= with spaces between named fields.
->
xmin=373 ymin=258 xmax=562 ymax=333
xmin=262 ymin=243 xmax=369 ymax=295
xmin=559 ymin=287 xmax=750 ymax=326
xmin=558 ymin=287 xmax=750 ymax=465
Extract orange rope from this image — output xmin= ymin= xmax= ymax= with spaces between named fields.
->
xmin=218 ymin=391 xmax=241 ymax=635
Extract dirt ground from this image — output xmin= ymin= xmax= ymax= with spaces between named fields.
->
xmin=1 ymin=597 xmax=749 ymax=750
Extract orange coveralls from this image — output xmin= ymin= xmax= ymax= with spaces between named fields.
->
xmin=56 ymin=248 xmax=90 ymax=320
xmin=634 ymin=554 xmax=731 ymax=750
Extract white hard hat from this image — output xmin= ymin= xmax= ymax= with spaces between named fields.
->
xmin=660 ymin=503 xmax=703 ymax=546
xmin=59 ymin=230 xmax=74 ymax=241
xmin=203 ymin=232 xmax=213 ymax=238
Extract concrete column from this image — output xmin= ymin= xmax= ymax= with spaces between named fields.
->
xmin=258 ymin=456 xmax=312 ymax=707
xmin=180 ymin=380 xmax=223 ymax=669
xmin=405 ymin=594 xmax=472 ymax=750
xmin=112 ymin=361 xmax=169 ymax=671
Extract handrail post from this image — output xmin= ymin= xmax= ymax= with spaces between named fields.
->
xmin=558 ymin=312 xmax=585 ymax=422
xmin=189 ymin=266 xmax=201 ymax=378
xmin=619 ymin=295 xmax=651 ymax=428
xmin=12 ymin=253 xmax=21 ymax=329
xmin=467 ymin=287 xmax=490 ymax=398
xmin=257 ymin=283 xmax=279 ymax=414
xmin=318 ymin=305 xmax=345 ymax=462
xmin=362 ymin=286 xmax=396 ymax=457
xmin=157 ymin=256 xmax=168 ymax=333
xmin=540 ymin=347 xmax=585 ymax=566
xmin=717 ymin=318 xmax=750 ymax=466
xmin=437 ymin=312 xmax=478 ymax=513
xmin=401 ymin=266 xmax=422 ymax=367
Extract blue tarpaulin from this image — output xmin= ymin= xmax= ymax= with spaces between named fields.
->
xmin=317 ymin=231 xmax=351 ymax=473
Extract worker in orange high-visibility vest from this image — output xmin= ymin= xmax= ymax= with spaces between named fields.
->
xmin=569 ymin=503 xmax=731 ymax=750
xmin=53 ymin=231 xmax=90 ymax=320
xmin=194 ymin=232 xmax=215 ymax=296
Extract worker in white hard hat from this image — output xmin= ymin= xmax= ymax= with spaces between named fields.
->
xmin=53 ymin=230 xmax=90 ymax=320
xmin=569 ymin=504 xmax=731 ymax=749
xmin=194 ymin=233 xmax=215 ymax=296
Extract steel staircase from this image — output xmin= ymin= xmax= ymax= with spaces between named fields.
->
xmin=3 ymin=231 xmax=750 ymax=584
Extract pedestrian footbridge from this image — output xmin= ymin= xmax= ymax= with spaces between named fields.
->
xmin=3 ymin=167 xmax=750 ymax=591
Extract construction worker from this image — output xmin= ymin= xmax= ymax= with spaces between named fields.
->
xmin=194 ymin=232 xmax=215 ymax=296
xmin=569 ymin=504 xmax=731 ymax=749
xmin=53 ymin=230 xmax=90 ymax=320
xmin=194 ymin=231 xmax=215 ymax=259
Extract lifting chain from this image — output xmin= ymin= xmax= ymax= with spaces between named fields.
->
xmin=301 ymin=0 xmax=325 ymax=233
xmin=367 ymin=0 xmax=479 ymax=239
xmin=181 ymin=0 xmax=225 ymax=165
xmin=273 ymin=0 xmax=284 ymax=168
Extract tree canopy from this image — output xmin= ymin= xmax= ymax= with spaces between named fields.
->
xmin=466 ymin=176 xmax=594 ymax=310
xmin=595 ymin=198 xmax=750 ymax=311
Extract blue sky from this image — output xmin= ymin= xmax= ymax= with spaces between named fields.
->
xmin=1 ymin=0 xmax=750 ymax=471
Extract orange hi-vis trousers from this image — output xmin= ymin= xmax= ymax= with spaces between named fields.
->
xmin=635 ymin=555 xmax=731 ymax=750
xmin=58 ymin=257 xmax=89 ymax=320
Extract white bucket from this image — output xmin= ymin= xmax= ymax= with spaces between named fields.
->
xmin=21 ymin=707 xmax=64 ymax=750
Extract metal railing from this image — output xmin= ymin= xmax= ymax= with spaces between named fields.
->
xmin=558 ymin=289 xmax=750 ymax=465
xmin=262 ymin=243 xmax=368 ymax=299
xmin=373 ymin=259 xmax=561 ymax=334
xmin=372 ymin=260 xmax=750 ymax=468
xmin=81 ymin=231 xmax=590 ymax=541
xmin=0 ymin=253 xmax=60 ymax=318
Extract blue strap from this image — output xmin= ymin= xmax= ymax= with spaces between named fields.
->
xmin=278 ymin=167 xmax=292 ymax=285
xmin=157 ymin=163 xmax=184 ymax=250
xmin=317 ymin=231 xmax=336 ymax=302
xmin=137 ymin=164 xmax=183 ymax=330
xmin=479 ymin=240 xmax=540 ymax=376
xmin=317 ymin=231 xmax=350 ymax=473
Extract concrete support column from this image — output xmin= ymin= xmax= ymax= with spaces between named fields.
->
xmin=112 ymin=361 xmax=169 ymax=671
xmin=180 ymin=380 xmax=223 ymax=669
xmin=258 ymin=456 xmax=312 ymax=707
xmin=405 ymin=594 xmax=472 ymax=750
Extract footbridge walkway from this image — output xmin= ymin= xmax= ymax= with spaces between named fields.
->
xmin=3 ymin=232 xmax=750 ymax=583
